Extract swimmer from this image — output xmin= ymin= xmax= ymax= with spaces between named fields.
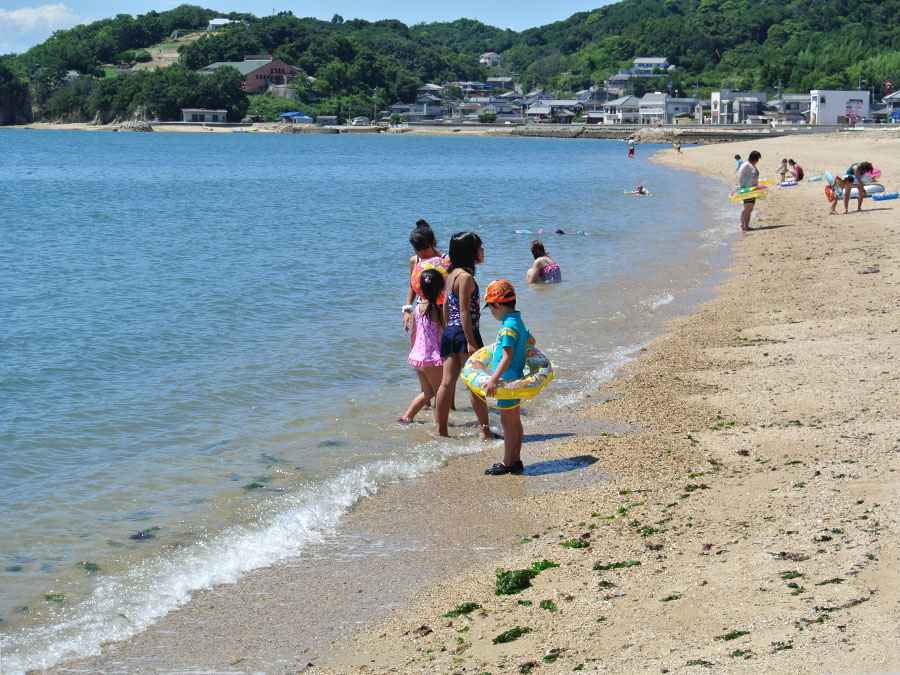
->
xmin=526 ymin=240 xmax=562 ymax=284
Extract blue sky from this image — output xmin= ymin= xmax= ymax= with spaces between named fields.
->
xmin=0 ymin=1 xmax=610 ymax=54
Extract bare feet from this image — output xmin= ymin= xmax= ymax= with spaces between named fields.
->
xmin=398 ymin=416 xmax=413 ymax=424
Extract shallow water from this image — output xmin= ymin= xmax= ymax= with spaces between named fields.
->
xmin=0 ymin=129 xmax=732 ymax=670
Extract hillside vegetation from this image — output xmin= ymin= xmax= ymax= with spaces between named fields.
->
xmin=2 ymin=0 xmax=898 ymax=123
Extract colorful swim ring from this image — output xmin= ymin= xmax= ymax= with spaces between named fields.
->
xmin=729 ymin=185 xmax=769 ymax=203
xmin=835 ymin=183 xmax=885 ymax=199
xmin=462 ymin=341 xmax=555 ymax=402
xmin=411 ymin=256 xmax=449 ymax=302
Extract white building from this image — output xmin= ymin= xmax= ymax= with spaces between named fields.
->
xmin=638 ymin=92 xmax=697 ymax=125
xmin=631 ymin=57 xmax=670 ymax=76
xmin=181 ymin=108 xmax=228 ymax=123
xmin=207 ymin=18 xmax=233 ymax=31
xmin=710 ymin=90 xmax=768 ymax=124
xmin=479 ymin=52 xmax=501 ymax=67
xmin=809 ymin=90 xmax=870 ymax=125
xmin=603 ymin=95 xmax=640 ymax=124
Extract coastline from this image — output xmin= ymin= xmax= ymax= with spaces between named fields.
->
xmin=314 ymin=133 xmax=900 ymax=673
xmin=10 ymin=132 xmax=899 ymax=674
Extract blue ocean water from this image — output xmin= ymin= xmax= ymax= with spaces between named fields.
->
xmin=0 ymin=129 xmax=732 ymax=670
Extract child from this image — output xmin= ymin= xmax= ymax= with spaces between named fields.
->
xmin=827 ymin=175 xmax=853 ymax=214
xmin=627 ymin=141 xmax=636 ymax=159
xmin=482 ymin=279 xmax=531 ymax=475
xmin=403 ymin=220 xmax=441 ymax=334
xmin=788 ymin=158 xmax=804 ymax=181
xmin=435 ymin=232 xmax=492 ymax=439
xmin=734 ymin=154 xmax=742 ymax=172
xmin=776 ymin=158 xmax=789 ymax=183
xmin=399 ymin=269 xmax=444 ymax=423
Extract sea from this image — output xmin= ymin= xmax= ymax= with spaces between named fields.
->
xmin=0 ymin=128 xmax=733 ymax=671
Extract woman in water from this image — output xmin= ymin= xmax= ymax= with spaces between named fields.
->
xmin=435 ymin=232 xmax=492 ymax=439
xmin=526 ymin=240 xmax=562 ymax=284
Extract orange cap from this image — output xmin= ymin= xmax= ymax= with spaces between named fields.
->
xmin=484 ymin=279 xmax=516 ymax=305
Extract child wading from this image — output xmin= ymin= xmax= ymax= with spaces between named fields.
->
xmin=435 ymin=232 xmax=492 ymax=439
xmin=399 ymin=269 xmax=444 ymax=423
xmin=482 ymin=279 xmax=531 ymax=476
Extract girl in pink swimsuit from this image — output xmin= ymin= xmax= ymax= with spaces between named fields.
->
xmin=399 ymin=269 xmax=445 ymax=423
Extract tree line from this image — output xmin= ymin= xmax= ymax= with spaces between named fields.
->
xmin=2 ymin=0 xmax=899 ymax=124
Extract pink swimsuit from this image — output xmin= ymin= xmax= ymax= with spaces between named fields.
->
xmin=408 ymin=308 xmax=443 ymax=368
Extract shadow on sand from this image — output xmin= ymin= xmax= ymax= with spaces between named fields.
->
xmin=522 ymin=454 xmax=598 ymax=477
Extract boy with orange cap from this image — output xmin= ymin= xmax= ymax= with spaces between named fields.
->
xmin=482 ymin=279 xmax=531 ymax=475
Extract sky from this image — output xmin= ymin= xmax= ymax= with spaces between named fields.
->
xmin=0 ymin=0 xmax=610 ymax=54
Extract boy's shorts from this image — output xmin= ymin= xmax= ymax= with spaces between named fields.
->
xmin=495 ymin=399 xmax=521 ymax=410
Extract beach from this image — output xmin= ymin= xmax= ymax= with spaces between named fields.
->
xmin=315 ymin=131 xmax=900 ymax=673
xmin=7 ymin=129 xmax=899 ymax=674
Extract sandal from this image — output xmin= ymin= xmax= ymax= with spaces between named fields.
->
xmin=484 ymin=461 xmax=525 ymax=476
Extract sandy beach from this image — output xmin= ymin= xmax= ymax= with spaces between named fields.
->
xmin=34 ymin=130 xmax=900 ymax=674
xmin=313 ymin=131 xmax=900 ymax=674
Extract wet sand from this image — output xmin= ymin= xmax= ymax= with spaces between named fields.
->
xmin=43 ymin=130 xmax=900 ymax=674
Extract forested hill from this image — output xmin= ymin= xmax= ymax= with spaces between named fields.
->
xmin=1 ymin=0 xmax=898 ymax=124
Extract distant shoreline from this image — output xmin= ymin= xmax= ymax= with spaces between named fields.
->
xmin=7 ymin=121 xmax=888 ymax=144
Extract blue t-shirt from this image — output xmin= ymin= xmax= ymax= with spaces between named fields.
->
xmin=491 ymin=311 xmax=530 ymax=381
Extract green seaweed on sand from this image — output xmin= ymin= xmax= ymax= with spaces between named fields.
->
xmin=717 ymin=630 xmax=749 ymax=641
xmin=593 ymin=560 xmax=641 ymax=571
xmin=517 ymin=599 xmax=533 ymax=606
xmin=660 ymin=592 xmax=682 ymax=602
xmin=815 ymin=577 xmax=844 ymax=586
xmin=780 ymin=570 xmax=803 ymax=580
xmin=637 ymin=525 xmax=659 ymax=537
xmin=686 ymin=659 xmax=714 ymax=667
xmin=730 ymin=649 xmax=753 ymax=659
xmin=44 ymin=593 xmax=65 ymax=604
xmin=496 ymin=569 xmax=536 ymax=595
xmin=771 ymin=640 xmax=793 ymax=653
xmin=786 ymin=583 xmax=804 ymax=595
xmin=443 ymin=603 xmax=481 ymax=618
xmin=518 ymin=662 xmax=537 ymax=674
xmin=709 ymin=415 xmax=735 ymax=431
xmin=539 ymin=599 xmax=558 ymax=612
xmin=597 ymin=580 xmax=616 ymax=589
xmin=77 ymin=561 xmax=100 ymax=573
xmin=684 ymin=483 xmax=710 ymax=493
xmin=492 ymin=626 xmax=530 ymax=644
xmin=531 ymin=559 xmax=559 ymax=572
xmin=542 ymin=648 xmax=562 ymax=663
xmin=560 ymin=538 xmax=590 ymax=549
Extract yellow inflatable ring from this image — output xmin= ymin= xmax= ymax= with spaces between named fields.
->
xmin=729 ymin=186 xmax=769 ymax=203
xmin=462 ymin=342 xmax=555 ymax=401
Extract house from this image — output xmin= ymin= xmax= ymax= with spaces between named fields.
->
xmin=317 ymin=115 xmax=338 ymax=126
xmin=486 ymin=77 xmax=515 ymax=91
xmin=638 ymin=93 xmax=698 ymax=125
xmin=809 ymin=90 xmax=870 ymax=125
xmin=200 ymin=57 xmax=301 ymax=94
xmin=882 ymin=91 xmax=900 ymax=122
xmin=479 ymin=52 xmax=501 ymax=67
xmin=603 ymin=95 xmax=640 ymax=124
xmin=766 ymin=93 xmax=809 ymax=124
xmin=207 ymin=18 xmax=233 ymax=31
xmin=710 ymin=90 xmax=768 ymax=124
xmin=632 ymin=57 xmax=671 ymax=76
xmin=181 ymin=108 xmax=228 ymax=123
xmin=585 ymin=111 xmax=606 ymax=124
xmin=526 ymin=101 xmax=580 ymax=123
xmin=694 ymin=100 xmax=711 ymax=124
xmin=606 ymin=57 xmax=673 ymax=95
xmin=576 ymin=86 xmax=608 ymax=111
xmin=417 ymin=83 xmax=444 ymax=97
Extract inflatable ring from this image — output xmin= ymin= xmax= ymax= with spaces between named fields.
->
xmin=779 ymin=179 xmax=798 ymax=188
xmin=462 ymin=342 xmax=555 ymax=402
xmin=873 ymin=192 xmax=899 ymax=201
xmin=729 ymin=186 xmax=769 ymax=203
xmin=411 ymin=256 xmax=449 ymax=302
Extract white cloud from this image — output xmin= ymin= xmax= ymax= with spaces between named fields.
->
xmin=0 ymin=3 xmax=81 ymax=53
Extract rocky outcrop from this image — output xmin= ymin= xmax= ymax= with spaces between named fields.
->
xmin=115 ymin=119 xmax=154 ymax=132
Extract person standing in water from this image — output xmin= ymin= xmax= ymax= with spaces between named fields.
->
xmin=435 ymin=232 xmax=492 ymax=439
xmin=736 ymin=150 xmax=761 ymax=232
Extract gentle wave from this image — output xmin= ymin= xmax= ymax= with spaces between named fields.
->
xmin=0 ymin=439 xmax=484 ymax=673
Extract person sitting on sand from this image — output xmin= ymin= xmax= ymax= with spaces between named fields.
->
xmin=526 ymin=240 xmax=562 ymax=284
xmin=788 ymin=159 xmax=804 ymax=181
xmin=737 ymin=150 xmax=761 ymax=232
